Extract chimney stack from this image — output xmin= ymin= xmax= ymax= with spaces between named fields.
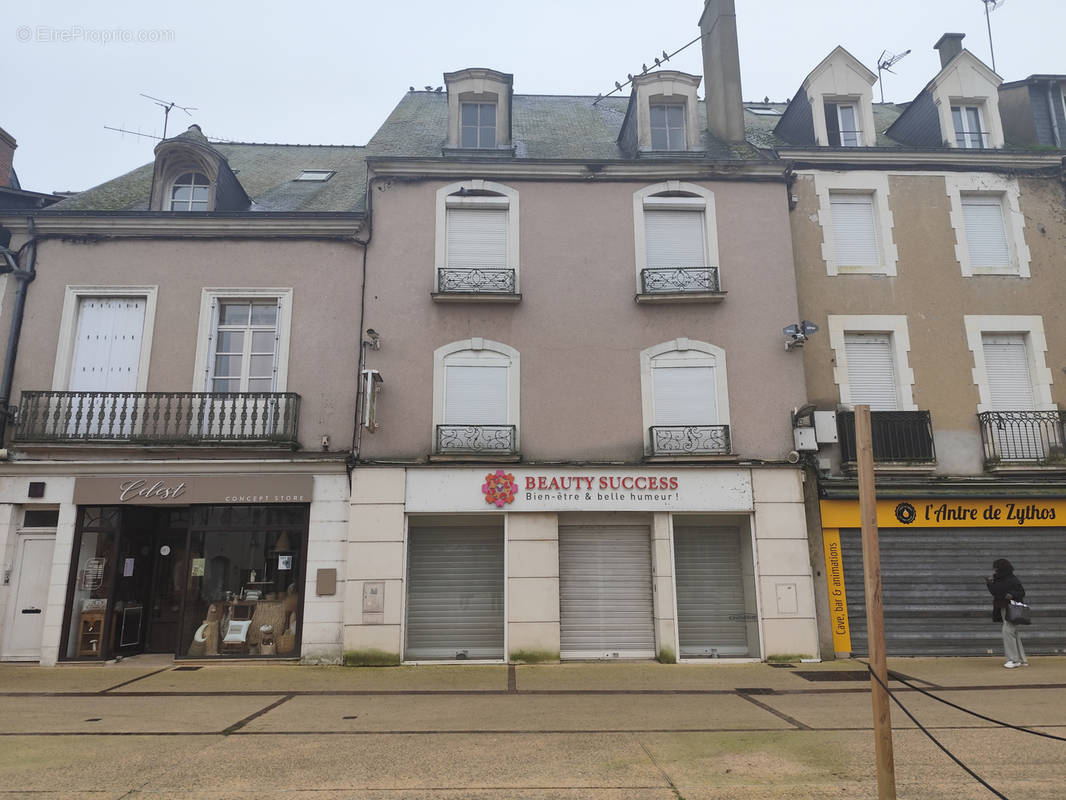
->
xmin=699 ymin=0 xmax=746 ymax=143
xmin=934 ymin=33 xmax=966 ymax=69
xmin=0 ymin=128 xmax=16 ymax=189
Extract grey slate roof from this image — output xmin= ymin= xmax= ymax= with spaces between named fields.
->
xmin=367 ymin=91 xmax=766 ymax=161
xmin=743 ymin=102 xmax=908 ymax=150
xmin=50 ymin=141 xmax=367 ymax=213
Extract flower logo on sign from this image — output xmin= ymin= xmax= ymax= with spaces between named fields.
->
xmin=482 ymin=470 xmax=517 ymax=508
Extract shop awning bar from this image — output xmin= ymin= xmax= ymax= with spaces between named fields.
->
xmin=13 ymin=390 xmax=301 ymax=445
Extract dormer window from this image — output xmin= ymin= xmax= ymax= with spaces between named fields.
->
xmin=826 ymin=101 xmax=862 ymax=147
xmin=650 ymin=104 xmax=686 ymax=150
xmin=168 ymin=172 xmax=210 ymax=211
xmin=460 ymin=102 xmax=497 ymax=148
xmin=952 ymin=104 xmax=987 ymax=148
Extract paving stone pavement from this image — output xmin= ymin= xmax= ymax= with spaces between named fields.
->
xmin=0 ymin=656 xmax=1063 ymax=799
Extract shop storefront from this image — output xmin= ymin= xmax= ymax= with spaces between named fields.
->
xmin=60 ymin=475 xmax=313 ymax=661
xmin=821 ymin=498 xmax=1066 ymax=657
xmin=347 ymin=466 xmax=817 ymax=664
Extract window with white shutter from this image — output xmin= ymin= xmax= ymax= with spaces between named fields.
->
xmin=645 ymin=210 xmax=706 ymax=269
xmin=446 ymin=207 xmax=508 ymax=268
xmin=982 ymin=334 xmax=1035 ymax=410
xmin=641 ymin=341 xmax=730 ymax=456
xmin=634 ymin=185 xmax=719 ymax=298
xmin=444 ymin=364 xmax=508 ymax=424
xmin=830 ymin=193 xmax=880 ymax=269
xmin=433 ymin=339 xmax=519 ymax=454
xmin=653 ymin=365 xmax=717 ymax=425
xmin=435 ymin=182 xmax=519 ymax=297
xmin=961 ymin=195 xmax=1011 ymax=271
xmin=843 ymin=333 xmax=898 ymax=411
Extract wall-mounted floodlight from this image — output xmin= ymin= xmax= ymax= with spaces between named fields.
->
xmin=784 ymin=320 xmax=819 ymax=351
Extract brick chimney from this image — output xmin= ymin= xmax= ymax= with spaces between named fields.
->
xmin=699 ymin=0 xmax=746 ymax=143
xmin=0 ymin=128 xmax=16 ymax=189
xmin=934 ymin=33 xmax=966 ymax=69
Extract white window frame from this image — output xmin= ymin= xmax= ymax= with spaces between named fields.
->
xmin=649 ymin=102 xmax=687 ymax=151
xmin=812 ymin=172 xmax=898 ymax=276
xmin=964 ymin=315 xmax=1054 ymax=413
xmin=945 ymin=174 xmax=1030 ymax=278
xmin=639 ymin=339 xmax=730 ymax=456
xmin=432 ymin=338 xmax=520 ymax=449
xmin=435 ymin=180 xmax=520 ymax=291
xmin=52 ymin=286 xmax=158 ymax=391
xmin=826 ymin=100 xmax=863 ymax=147
xmin=828 ymin=316 xmax=917 ymax=410
xmin=166 ymin=171 xmax=211 ymax=211
xmin=633 ymin=181 xmax=718 ymax=291
xmin=951 ymin=104 xmax=988 ymax=149
xmin=192 ymin=288 xmax=293 ymax=392
xmin=459 ymin=101 xmax=497 ymax=149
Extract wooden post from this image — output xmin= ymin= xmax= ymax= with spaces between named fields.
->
xmin=855 ymin=404 xmax=897 ymax=799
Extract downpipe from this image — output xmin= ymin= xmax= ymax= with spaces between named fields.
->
xmin=0 ymin=219 xmax=38 ymax=446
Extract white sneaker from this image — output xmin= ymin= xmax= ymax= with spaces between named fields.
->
xmin=1004 ymin=661 xmax=1022 ymax=669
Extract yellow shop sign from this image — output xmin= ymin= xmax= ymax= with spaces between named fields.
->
xmin=820 ymin=499 xmax=1066 ymax=529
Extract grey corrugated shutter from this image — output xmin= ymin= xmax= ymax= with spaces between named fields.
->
xmin=559 ymin=525 xmax=655 ymax=659
xmin=844 ymin=333 xmax=899 ymax=411
xmin=645 ymin=209 xmax=706 ymax=268
xmin=653 ymin=365 xmax=717 ymax=424
xmin=444 ymin=365 xmax=508 ymax=424
xmin=674 ymin=526 xmax=753 ymax=657
xmin=840 ymin=526 xmax=1066 ymax=656
xmin=962 ymin=197 xmax=1010 ymax=269
xmin=405 ymin=526 xmax=504 ymax=660
xmin=830 ymin=194 xmax=880 ymax=267
xmin=983 ymin=334 xmax=1035 ymax=410
xmin=446 ymin=208 xmax=507 ymax=267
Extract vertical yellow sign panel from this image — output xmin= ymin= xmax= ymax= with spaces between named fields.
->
xmin=822 ymin=528 xmax=852 ymax=653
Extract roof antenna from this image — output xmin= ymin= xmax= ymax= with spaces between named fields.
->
xmin=139 ymin=93 xmax=197 ymax=140
xmin=593 ymin=35 xmax=699 ymax=105
xmin=875 ymin=49 xmax=911 ymax=103
xmin=980 ymin=0 xmax=1006 ymax=73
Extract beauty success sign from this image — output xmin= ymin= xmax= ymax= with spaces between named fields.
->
xmin=404 ymin=468 xmax=753 ymax=513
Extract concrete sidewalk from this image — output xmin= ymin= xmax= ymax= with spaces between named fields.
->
xmin=0 ymin=656 xmax=1063 ymax=798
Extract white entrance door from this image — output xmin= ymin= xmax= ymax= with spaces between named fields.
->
xmin=2 ymin=535 xmax=55 ymax=660
xmin=68 ymin=297 xmax=146 ymax=436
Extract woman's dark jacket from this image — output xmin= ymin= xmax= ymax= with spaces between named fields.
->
xmin=986 ymin=566 xmax=1025 ymax=622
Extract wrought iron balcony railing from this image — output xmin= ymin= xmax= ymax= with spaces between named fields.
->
xmin=978 ymin=410 xmax=1066 ymax=466
xmin=640 ymin=267 xmax=720 ymax=294
xmin=14 ymin=391 xmax=300 ymax=445
xmin=437 ymin=267 xmax=516 ymax=295
xmin=436 ymin=424 xmax=516 ymax=455
xmin=650 ymin=425 xmax=731 ymax=456
xmin=837 ymin=410 xmax=936 ymax=463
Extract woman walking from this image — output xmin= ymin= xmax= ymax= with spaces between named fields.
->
xmin=985 ymin=558 xmax=1028 ymax=668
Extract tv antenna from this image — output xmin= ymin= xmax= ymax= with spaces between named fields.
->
xmin=139 ymin=93 xmax=197 ymax=140
xmin=876 ymin=49 xmax=911 ymax=103
xmin=593 ymin=34 xmax=701 ymax=105
xmin=980 ymin=0 xmax=1006 ymax=72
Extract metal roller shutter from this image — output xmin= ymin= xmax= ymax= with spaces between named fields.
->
xmin=840 ymin=526 xmax=1066 ymax=656
xmin=405 ymin=526 xmax=504 ymax=660
xmin=830 ymin=194 xmax=880 ymax=268
xmin=446 ymin=207 xmax=507 ymax=268
xmin=645 ymin=209 xmax=706 ymax=268
xmin=559 ymin=525 xmax=655 ymax=659
xmin=844 ymin=333 xmax=898 ymax=411
xmin=962 ymin=197 xmax=1010 ymax=269
xmin=674 ymin=526 xmax=753 ymax=658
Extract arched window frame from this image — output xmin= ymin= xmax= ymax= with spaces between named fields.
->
xmin=639 ymin=338 xmax=730 ymax=456
xmin=434 ymin=180 xmax=520 ymax=299
xmin=432 ymin=338 xmax=520 ymax=453
xmin=633 ymin=181 xmax=720 ymax=299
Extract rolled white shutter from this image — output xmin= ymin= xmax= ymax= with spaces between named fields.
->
xmin=445 ymin=365 xmax=508 ymax=424
xmin=830 ymin=195 xmax=880 ymax=267
xmin=645 ymin=209 xmax=706 ymax=269
xmin=844 ymin=333 xmax=898 ymax=411
xmin=559 ymin=525 xmax=655 ymax=659
xmin=983 ymin=334 xmax=1035 ymax=410
xmin=962 ymin=197 xmax=1010 ymax=269
xmin=405 ymin=526 xmax=504 ymax=660
xmin=446 ymin=208 xmax=507 ymax=267
xmin=653 ymin=365 xmax=717 ymax=425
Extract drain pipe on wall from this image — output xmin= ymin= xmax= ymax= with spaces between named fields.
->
xmin=0 ymin=218 xmax=38 ymax=447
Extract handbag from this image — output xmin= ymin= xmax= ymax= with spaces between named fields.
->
xmin=1006 ymin=600 xmax=1032 ymax=625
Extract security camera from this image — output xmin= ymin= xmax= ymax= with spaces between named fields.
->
xmin=783 ymin=320 xmax=819 ymax=351
xmin=364 ymin=329 xmax=381 ymax=350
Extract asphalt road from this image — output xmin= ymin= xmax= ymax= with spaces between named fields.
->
xmin=0 ymin=657 xmax=1063 ymax=799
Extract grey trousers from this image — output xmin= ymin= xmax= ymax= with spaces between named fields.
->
xmin=1002 ymin=619 xmax=1027 ymax=664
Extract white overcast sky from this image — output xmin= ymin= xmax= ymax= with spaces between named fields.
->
xmin=4 ymin=0 xmax=1061 ymax=194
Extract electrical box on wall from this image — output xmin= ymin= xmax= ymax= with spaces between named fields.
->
xmin=814 ymin=411 xmax=838 ymax=443
xmin=793 ymin=427 xmax=818 ymax=452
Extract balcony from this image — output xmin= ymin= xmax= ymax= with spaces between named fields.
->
xmin=636 ymin=267 xmax=725 ymax=304
xmin=433 ymin=268 xmax=520 ymax=303
xmin=13 ymin=391 xmax=300 ymax=446
xmin=978 ymin=410 xmax=1066 ymax=468
xmin=837 ymin=410 xmax=935 ymax=464
xmin=435 ymin=424 xmax=517 ymax=456
xmin=649 ymin=425 xmax=731 ymax=457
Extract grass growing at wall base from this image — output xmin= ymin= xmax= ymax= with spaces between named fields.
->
xmin=509 ymin=649 xmax=559 ymax=664
xmin=658 ymin=647 xmax=676 ymax=664
xmin=343 ymin=649 xmax=401 ymax=667
xmin=766 ymin=654 xmax=814 ymax=663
